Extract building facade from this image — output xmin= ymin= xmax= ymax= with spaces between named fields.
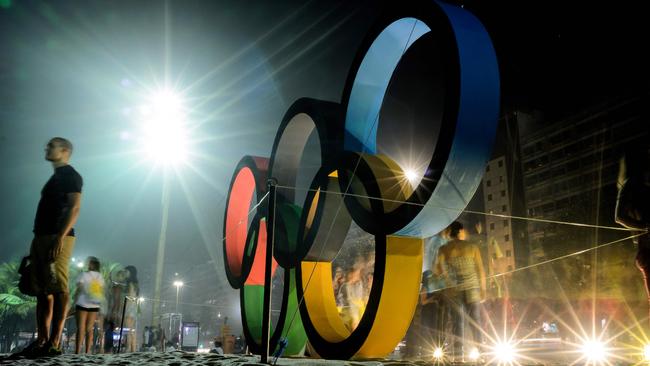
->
xmin=520 ymin=97 xmax=647 ymax=262
xmin=483 ymin=156 xmax=516 ymax=275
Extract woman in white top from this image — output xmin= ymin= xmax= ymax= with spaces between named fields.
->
xmin=74 ymin=256 xmax=105 ymax=354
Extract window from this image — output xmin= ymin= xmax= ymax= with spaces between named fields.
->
xmin=486 ymin=180 xmax=491 ymax=187
xmin=499 ymin=175 xmax=504 ymax=183
xmin=506 ymin=250 xmax=512 ymax=257
xmin=501 ymin=190 xmax=506 ymax=197
xmin=505 ymin=234 xmax=510 ymax=242
xmin=503 ymin=220 xmax=509 ymax=227
xmin=488 ymin=194 xmax=493 ymax=201
xmin=498 ymin=160 xmax=504 ymax=168
xmin=502 ymin=204 xmax=507 ymax=212
xmin=490 ymin=223 xmax=495 ymax=230
xmin=486 ymin=164 xmax=490 ymax=172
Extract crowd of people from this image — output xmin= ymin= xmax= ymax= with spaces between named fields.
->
xmin=407 ymin=221 xmax=487 ymax=360
xmin=49 ymin=257 xmax=140 ymax=355
xmin=333 ymin=250 xmax=375 ymax=331
xmin=13 ymin=135 xmax=650 ymax=361
xmin=332 ymin=220 xmax=488 ymax=360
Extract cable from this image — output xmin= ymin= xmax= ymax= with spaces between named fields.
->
xmin=275 ymin=184 xmax=635 ymax=233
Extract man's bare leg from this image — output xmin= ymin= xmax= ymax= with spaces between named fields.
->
xmin=49 ymin=292 xmax=69 ymax=348
xmin=36 ymin=294 xmax=54 ymax=345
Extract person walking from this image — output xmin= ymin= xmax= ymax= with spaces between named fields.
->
xmin=73 ymin=256 xmax=105 ymax=354
xmin=435 ymin=221 xmax=486 ymax=360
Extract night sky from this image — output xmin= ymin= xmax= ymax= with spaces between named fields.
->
xmin=0 ymin=0 xmax=647 ymax=311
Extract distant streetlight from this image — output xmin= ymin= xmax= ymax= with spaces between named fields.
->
xmin=173 ymin=280 xmax=184 ymax=313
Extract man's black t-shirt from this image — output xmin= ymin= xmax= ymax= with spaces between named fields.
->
xmin=33 ymin=165 xmax=83 ymax=236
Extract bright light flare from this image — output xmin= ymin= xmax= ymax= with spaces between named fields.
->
xmin=432 ymin=347 xmax=444 ymax=360
xmin=76 ymin=262 xmax=84 ymax=269
xmin=468 ymin=347 xmax=481 ymax=361
xmin=493 ymin=341 xmax=517 ymax=363
xmin=139 ymin=89 xmax=189 ymax=165
xmin=644 ymin=344 xmax=650 ymax=362
xmin=173 ymin=280 xmax=184 ymax=288
xmin=404 ymin=169 xmax=419 ymax=183
xmin=581 ymin=339 xmax=607 ymax=363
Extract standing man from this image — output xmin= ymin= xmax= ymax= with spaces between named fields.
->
xmin=24 ymin=137 xmax=83 ymax=357
xmin=435 ymin=221 xmax=486 ymax=360
xmin=615 ymin=145 xmax=650 ymax=328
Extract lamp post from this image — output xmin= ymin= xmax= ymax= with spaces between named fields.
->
xmin=173 ymin=280 xmax=184 ymax=313
xmin=136 ymin=88 xmax=188 ymax=325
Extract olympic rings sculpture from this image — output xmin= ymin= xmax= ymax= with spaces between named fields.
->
xmin=223 ymin=0 xmax=499 ymax=359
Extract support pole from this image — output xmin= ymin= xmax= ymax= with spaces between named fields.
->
xmin=152 ymin=172 xmax=171 ymax=326
xmin=261 ymin=179 xmax=277 ymax=364
xmin=117 ymin=296 xmax=128 ymax=353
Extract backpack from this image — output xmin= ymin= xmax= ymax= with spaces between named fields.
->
xmin=18 ymin=256 xmax=37 ymax=296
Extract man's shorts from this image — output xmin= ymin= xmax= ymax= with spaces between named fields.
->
xmin=29 ymin=235 xmax=75 ymax=295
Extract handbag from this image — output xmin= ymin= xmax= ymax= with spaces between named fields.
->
xmin=18 ymin=256 xmax=37 ymax=296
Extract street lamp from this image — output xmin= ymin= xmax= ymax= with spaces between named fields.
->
xmin=139 ymin=89 xmax=189 ymax=165
xmin=135 ymin=88 xmax=190 ymax=324
xmin=173 ymin=280 xmax=184 ymax=313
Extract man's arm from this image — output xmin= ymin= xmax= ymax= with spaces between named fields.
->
xmin=434 ymin=248 xmax=447 ymax=279
xmin=615 ymin=180 xmax=648 ymax=230
xmin=474 ymin=245 xmax=487 ymax=300
xmin=51 ymin=192 xmax=82 ymax=259
xmin=615 ymin=200 xmax=646 ymax=230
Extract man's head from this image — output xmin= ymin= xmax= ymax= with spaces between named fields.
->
xmin=87 ymin=256 xmax=101 ymax=272
xmin=619 ymin=144 xmax=650 ymax=187
xmin=45 ymin=137 xmax=73 ymax=163
xmin=448 ymin=221 xmax=466 ymax=240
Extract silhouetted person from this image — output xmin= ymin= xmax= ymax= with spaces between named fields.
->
xmin=19 ymin=137 xmax=83 ymax=358
xmin=435 ymin=221 xmax=486 ymax=359
xmin=104 ymin=319 xmax=115 ymax=353
xmin=338 ymin=254 xmax=366 ymax=331
xmin=110 ymin=266 xmax=140 ymax=352
xmin=422 ymin=231 xmax=450 ymax=344
xmin=210 ymin=339 xmax=223 ymax=354
xmin=615 ymin=145 xmax=650 ymax=326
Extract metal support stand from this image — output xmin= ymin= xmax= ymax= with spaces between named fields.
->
xmin=117 ymin=296 xmax=128 ymax=353
xmin=261 ymin=179 xmax=277 ymax=364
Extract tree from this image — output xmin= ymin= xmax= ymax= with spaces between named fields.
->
xmin=0 ymin=260 xmax=37 ymax=317
xmin=0 ymin=260 xmax=37 ymax=352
